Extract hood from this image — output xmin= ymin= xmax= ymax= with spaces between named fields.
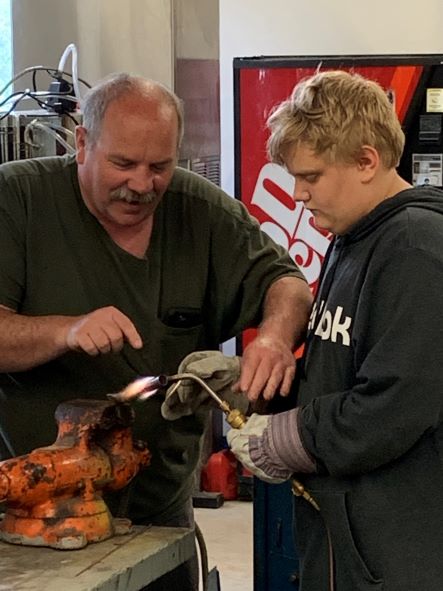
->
xmin=306 ymin=185 xmax=443 ymax=340
xmin=343 ymin=186 xmax=443 ymax=244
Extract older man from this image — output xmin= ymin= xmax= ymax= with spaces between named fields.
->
xmin=0 ymin=73 xmax=312 ymax=590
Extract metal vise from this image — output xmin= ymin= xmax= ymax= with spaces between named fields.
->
xmin=0 ymin=399 xmax=150 ymax=549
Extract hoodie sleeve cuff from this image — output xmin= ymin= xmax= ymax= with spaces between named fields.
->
xmin=269 ymin=407 xmax=317 ymax=473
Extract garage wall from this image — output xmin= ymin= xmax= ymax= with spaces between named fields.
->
xmin=12 ymin=0 xmax=174 ymax=90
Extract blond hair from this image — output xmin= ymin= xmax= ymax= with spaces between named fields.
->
xmin=267 ymin=70 xmax=404 ymax=168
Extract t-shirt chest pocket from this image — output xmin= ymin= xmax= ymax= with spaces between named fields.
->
xmin=138 ymin=312 xmax=206 ymax=375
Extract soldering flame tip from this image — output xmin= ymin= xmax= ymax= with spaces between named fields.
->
xmin=115 ymin=376 xmax=160 ymax=402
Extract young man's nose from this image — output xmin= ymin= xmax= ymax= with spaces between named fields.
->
xmin=293 ymin=182 xmax=310 ymax=202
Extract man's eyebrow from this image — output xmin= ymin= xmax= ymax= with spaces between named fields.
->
xmin=108 ymin=154 xmax=174 ymax=166
xmin=152 ymin=158 xmax=174 ymax=166
xmin=293 ymin=169 xmax=322 ymax=177
xmin=108 ymin=153 xmax=133 ymax=162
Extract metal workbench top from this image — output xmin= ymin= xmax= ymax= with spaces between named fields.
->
xmin=0 ymin=525 xmax=194 ymax=591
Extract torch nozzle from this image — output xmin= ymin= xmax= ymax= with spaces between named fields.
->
xmin=167 ymin=373 xmax=226 ymax=406
xmin=167 ymin=373 xmax=247 ymax=429
xmin=111 ymin=373 xmax=248 ymax=429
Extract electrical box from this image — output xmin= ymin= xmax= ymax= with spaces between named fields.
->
xmin=0 ymin=110 xmax=79 ymax=164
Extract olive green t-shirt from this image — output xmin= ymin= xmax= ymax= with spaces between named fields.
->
xmin=0 ymin=155 xmax=303 ymax=522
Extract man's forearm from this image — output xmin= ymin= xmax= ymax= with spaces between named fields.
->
xmin=0 ymin=307 xmax=72 ymax=371
xmin=259 ymin=276 xmax=313 ymax=349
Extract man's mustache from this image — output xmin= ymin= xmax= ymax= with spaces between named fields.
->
xmin=110 ymin=186 xmax=156 ymax=205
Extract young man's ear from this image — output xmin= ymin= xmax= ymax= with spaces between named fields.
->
xmin=356 ymin=145 xmax=379 ymax=182
xmin=75 ymin=126 xmax=88 ymax=165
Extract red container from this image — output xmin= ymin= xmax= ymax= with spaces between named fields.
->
xmin=201 ymin=449 xmax=238 ymax=500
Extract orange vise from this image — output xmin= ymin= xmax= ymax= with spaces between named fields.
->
xmin=0 ymin=399 xmax=150 ymax=550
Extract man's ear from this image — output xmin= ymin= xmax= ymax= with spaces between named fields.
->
xmin=356 ymin=145 xmax=379 ymax=183
xmin=75 ymin=126 xmax=87 ymax=165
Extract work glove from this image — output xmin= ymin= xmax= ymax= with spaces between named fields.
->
xmin=227 ymin=408 xmax=319 ymax=484
xmin=161 ymin=350 xmax=249 ymax=420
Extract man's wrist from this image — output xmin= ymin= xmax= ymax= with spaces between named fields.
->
xmin=269 ymin=408 xmax=316 ymax=473
xmin=255 ymin=324 xmax=296 ymax=351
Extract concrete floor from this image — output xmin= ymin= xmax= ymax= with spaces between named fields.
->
xmin=195 ymin=500 xmax=253 ymax=591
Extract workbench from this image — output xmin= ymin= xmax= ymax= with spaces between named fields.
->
xmin=0 ymin=525 xmax=194 ymax=591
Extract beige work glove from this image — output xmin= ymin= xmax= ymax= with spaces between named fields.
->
xmin=227 ymin=414 xmax=292 ymax=484
xmin=161 ymin=350 xmax=248 ymax=420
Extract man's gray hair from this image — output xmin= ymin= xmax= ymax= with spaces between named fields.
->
xmin=80 ymin=73 xmax=184 ymax=147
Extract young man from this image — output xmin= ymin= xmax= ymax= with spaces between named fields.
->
xmin=0 ymin=73 xmax=312 ymax=590
xmin=227 ymin=71 xmax=443 ymax=590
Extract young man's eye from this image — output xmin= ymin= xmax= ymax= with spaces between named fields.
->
xmin=305 ymin=174 xmax=319 ymax=183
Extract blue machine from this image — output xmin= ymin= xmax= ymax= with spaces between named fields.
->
xmin=254 ymin=480 xmax=300 ymax=590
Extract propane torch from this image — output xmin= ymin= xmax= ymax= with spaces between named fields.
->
xmin=110 ymin=373 xmax=319 ymax=510
xmin=109 ymin=373 xmax=247 ymax=429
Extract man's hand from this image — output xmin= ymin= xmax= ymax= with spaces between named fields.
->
xmin=65 ymin=306 xmax=143 ymax=355
xmin=0 ymin=305 xmax=143 ymax=372
xmin=234 ymin=335 xmax=296 ymax=402
xmin=161 ymin=350 xmax=248 ymax=420
xmin=233 ymin=275 xmax=311 ymax=402
xmin=227 ymin=414 xmax=293 ymax=484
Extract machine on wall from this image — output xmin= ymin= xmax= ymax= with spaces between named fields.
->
xmin=233 ymin=53 xmax=443 ymax=591
xmin=0 ymin=43 xmax=88 ymax=163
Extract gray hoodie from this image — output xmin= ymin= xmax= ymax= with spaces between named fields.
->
xmin=296 ymin=186 xmax=443 ymax=590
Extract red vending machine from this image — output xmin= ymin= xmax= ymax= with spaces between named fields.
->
xmin=233 ymin=54 xmax=443 ymax=590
